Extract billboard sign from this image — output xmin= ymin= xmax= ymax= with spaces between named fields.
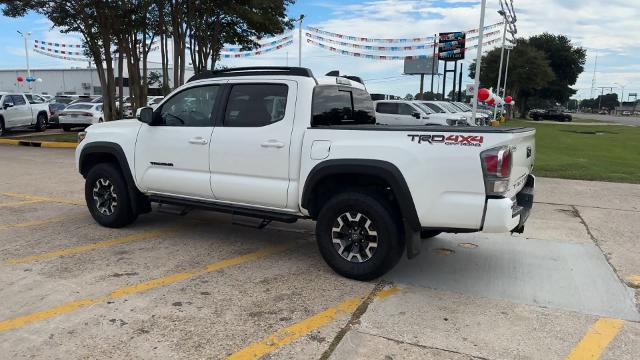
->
xmin=438 ymin=32 xmax=466 ymax=61
xmin=404 ymin=56 xmax=437 ymax=75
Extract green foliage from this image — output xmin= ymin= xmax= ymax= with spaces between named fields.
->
xmin=580 ymin=93 xmax=619 ymax=110
xmin=414 ymin=91 xmax=443 ymax=100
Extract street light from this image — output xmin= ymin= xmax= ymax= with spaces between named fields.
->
xmin=296 ymin=14 xmax=305 ymax=67
xmin=493 ymin=5 xmax=517 ymax=120
xmin=17 ymin=30 xmax=32 ymax=90
xmin=614 ymin=82 xmax=625 ymax=102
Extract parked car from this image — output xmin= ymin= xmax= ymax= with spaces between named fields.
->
xmin=621 ymin=111 xmax=631 ymax=116
xmin=374 ymin=100 xmax=467 ymax=126
xmin=529 ymin=108 xmax=572 ymax=122
xmin=420 ymin=101 xmax=490 ymax=126
xmin=76 ymin=66 xmax=536 ymax=280
xmin=47 ymin=103 xmax=67 ymax=128
xmin=0 ymin=92 xmax=49 ymax=135
xmin=59 ymin=102 xmax=104 ymax=131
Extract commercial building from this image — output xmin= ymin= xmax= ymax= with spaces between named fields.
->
xmin=0 ymin=66 xmax=191 ymax=96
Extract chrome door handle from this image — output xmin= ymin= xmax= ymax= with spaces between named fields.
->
xmin=188 ymin=137 xmax=208 ymax=145
xmin=261 ymin=140 xmax=285 ymax=148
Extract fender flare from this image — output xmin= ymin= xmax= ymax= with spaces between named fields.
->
xmin=301 ymin=159 xmax=420 ymax=232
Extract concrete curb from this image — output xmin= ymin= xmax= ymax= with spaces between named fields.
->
xmin=0 ymin=138 xmax=77 ymax=149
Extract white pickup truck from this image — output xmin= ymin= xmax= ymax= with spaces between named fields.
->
xmin=76 ymin=67 xmax=536 ymax=280
xmin=0 ymin=92 xmax=50 ymax=136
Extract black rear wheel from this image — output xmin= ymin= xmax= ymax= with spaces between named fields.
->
xmin=62 ymin=125 xmax=72 ymax=132
xmin=316 ymin=191 xmax=403 ymax=280
xmin=85 ymin=163 xmax=137 ymax=228
xmin=0 ymin=119 xmax=5 ymax=136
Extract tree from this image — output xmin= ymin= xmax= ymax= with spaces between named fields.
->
xmin=469 ymin=39 xmax=554 ymax=117
xmin=414 ymin=91 xmax=443 ymax=100
xmin=528 ymin=33 xmax=586 ymax=103
xmin=186 ymin=0 xmax=294 ymax=73
xmin=404 ymin=93 xmax=414 ymax=100
xmin=1 ymin=1 xmax=120 ymax=121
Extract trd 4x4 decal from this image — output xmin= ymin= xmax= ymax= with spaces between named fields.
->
xmin=408 ymin=134 xmax=484 ymax=147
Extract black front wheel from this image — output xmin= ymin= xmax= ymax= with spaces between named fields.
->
xmin=85 ymin=163 xmax=137 ymax=228
xmin=316 ymin=191 xmax=403 ymax=281
xmin=35 ymin=114 xmax=47 ymax=132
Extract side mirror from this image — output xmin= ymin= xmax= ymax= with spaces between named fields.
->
xmin=137 ymin=106 xmax=154 ymax=125
xmin=411 ymin=111 xmax=421 ymax=119
xmin=3 ymin=103 xmax=13 ymax=110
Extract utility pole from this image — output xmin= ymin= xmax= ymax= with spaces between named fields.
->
xmin=471 ymin=0 xmax=487 ymax=124
xmin=614 ymin=82 xmax=625 ymax=103
xmin=17 ymin=31 xmax=31 ymax=91
xmin=430 ymin=35 xmax=437 ymax=94
xmin=590 ymin=52 xmax=598 ymax=99
xmin=296 ymin=14 xmax=305 ymax=67
xmin=499 ymin=43 xmax=513 ymax=115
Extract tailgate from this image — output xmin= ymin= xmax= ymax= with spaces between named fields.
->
xmin=505 ymin=129 xmax=535 ymax=198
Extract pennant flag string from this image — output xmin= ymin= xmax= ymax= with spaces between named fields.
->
xmin=221 ymin=40 xmax=293 ymax=58
xmin=222 ymin=35 xmax=293 ymax=53
xmin=305 ymin=37 xmax=502 ymax=60
xmin=33 ymin=48 xmax=87 ymax=61
xmin=306 ymin=21 xmax=504 ymax=44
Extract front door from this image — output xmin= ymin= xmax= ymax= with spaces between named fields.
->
xmin=210 ymin=80 xmax=296 ymax=209
xmin=9 ymin=95 xmax=31 ymax=127
xmin=134 ymin=84 xmax=222 ymax=199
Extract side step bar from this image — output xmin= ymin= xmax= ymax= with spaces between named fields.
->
xmin=149 ymin=195 xmax=300 ymax=224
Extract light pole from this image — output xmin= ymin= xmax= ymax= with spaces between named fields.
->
xmin=614 ymin=82 xmax=625 ymax=103
xmin=296 ymin=14 xmax=305 ymax=67
xmin=471 ymin=0 xmax=487 ymax=124
xmin=17 ymin=30 xmax=32 ymax=91
xmin=499 ymin=43 xmax=514 ymax=116
xmin=493 ymin=11 xmax=508 ymax=120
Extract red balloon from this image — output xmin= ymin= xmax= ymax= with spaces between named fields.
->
xmin=505 ymin=96 xmax=513 ymax=103
xmin=477 ymin=88 xmax=490 ymax=101
xmin=487 ymin=98 xmax=496 ymax=106
xmin=16 ymin=76 xmax=24 ymax=82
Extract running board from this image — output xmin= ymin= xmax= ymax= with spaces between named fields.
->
xmin=149 ymin=195 xmax=300 ymax=224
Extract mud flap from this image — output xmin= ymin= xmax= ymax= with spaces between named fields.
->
xmin=404 ymin=221 xmax=422 ymax=259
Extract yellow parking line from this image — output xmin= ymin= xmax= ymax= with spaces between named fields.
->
xmin=565 ymin=318 xmax=624 ymax=360
xmin=5 ymin=228 xmax=181 ymax=265
xmin=627 ymin=275 xmax=640 ymax=287
xmin=0 ymin=200 xmax=45 ymax=208
xmin=227 ymin=287 xmax=400 ymax=360
xmin=0 ymin=215 xmax=75 ymax=231
xmin=0 ymin=192 xmax=83 ymax=206
xmin=0 ymin=244 xmax=291 ymax=333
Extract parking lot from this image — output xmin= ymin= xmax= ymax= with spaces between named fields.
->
xmin=0 ymin=144 xmax=639 ymax=359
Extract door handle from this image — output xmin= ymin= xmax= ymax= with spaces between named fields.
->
xmin=261 ymin=140 xmax=285 ymax=148
xmin=188 ymin=137 xmax=208 ymax=145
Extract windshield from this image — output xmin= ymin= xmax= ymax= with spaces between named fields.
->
xmin=413 ymin=102 xmax=435 ymax=114
xmin=454 ymin=102 xmax=472 ymax=111
xmin=438 ymin=102 xmax=461 ymax=113
xmin=421 ymin=102 xmax=447 ymax=113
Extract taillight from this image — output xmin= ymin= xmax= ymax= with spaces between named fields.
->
xmin=480 ymin=146 xmax=512 ymax=196
xmin=83 ymin=112 xmax=93 ymax=116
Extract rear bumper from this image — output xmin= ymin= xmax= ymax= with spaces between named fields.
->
xmin=482 ymin=175 xmax=535 ymax=233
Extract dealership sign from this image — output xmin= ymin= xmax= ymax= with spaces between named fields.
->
xmin=438 ymin=32 xmax=466 ymax=61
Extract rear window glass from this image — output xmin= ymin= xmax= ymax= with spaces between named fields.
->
xmin=312 ymin=85 xmax=375 ymax=126
xmin=376 ymin=102 xmax=397 ymax=114
xmin=67 ymin=104 xmax=93 ymax=110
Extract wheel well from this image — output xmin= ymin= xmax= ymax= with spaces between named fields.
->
xmin=37 ymin=111 xmax=48 ymax=120
xmin=306 ymin=173 xmax=398 ymax=219
xmin=80 ymin=152 xmax=120 ymax=178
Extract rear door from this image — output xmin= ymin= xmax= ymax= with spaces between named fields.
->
xmin=375 ymin=102 xmax=398 ymax=124
xmin=210 ymin=80 xmax=296 ymax=208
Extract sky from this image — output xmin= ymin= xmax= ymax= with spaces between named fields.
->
xmin=0 ymin=0 xmax=639 ymax=101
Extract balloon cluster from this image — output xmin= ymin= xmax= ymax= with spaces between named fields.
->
xmin=477 ymin=88 xmax=513 ymax=106
xmin=16 ymin=76 xmax=43 ymax=83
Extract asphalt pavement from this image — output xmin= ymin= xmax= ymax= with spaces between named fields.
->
xmin=573 ymin=112 xmax=640 ymax=126
xmin=0 ymin=145 xmax=638 ymax=359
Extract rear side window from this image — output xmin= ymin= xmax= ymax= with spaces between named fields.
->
xmin=312 ymin=85 xmax=375 ymax=126
xmin=376 ymin=102 xmax=398 ymax=114
xmin=11 ymin=95 xmax=26 ymax=105
xmin=224 ymin=84 xmax=288 ymax=127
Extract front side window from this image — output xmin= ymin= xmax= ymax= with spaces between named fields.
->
xmin=423 ymin=102 xmax=446 ymax=113
xmin=312 ymin=86 xmax=375 ymax=126
xmin=224 ymin=84 xmax=288 ymax=127
xmin=414 ymin=103 xmax=435 ymax=114
xmin=11 ymin=95 xmax=26 ymax=106
xmin=159 ymin=85 xmax=219 ymax=127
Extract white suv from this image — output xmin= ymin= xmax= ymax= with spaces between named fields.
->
xmin=374 ymin=100 xmax=467 ymax=126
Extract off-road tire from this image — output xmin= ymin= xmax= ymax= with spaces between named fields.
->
xmin=316 ymin=190 xmax=403 ymax=281
xmin=85 ymin=162 xmax=137 ymax=228
xmin=35 ymin=113 xmax=47 ymax=132
xmin=62 ymin=125 xmax=72 ymax=132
